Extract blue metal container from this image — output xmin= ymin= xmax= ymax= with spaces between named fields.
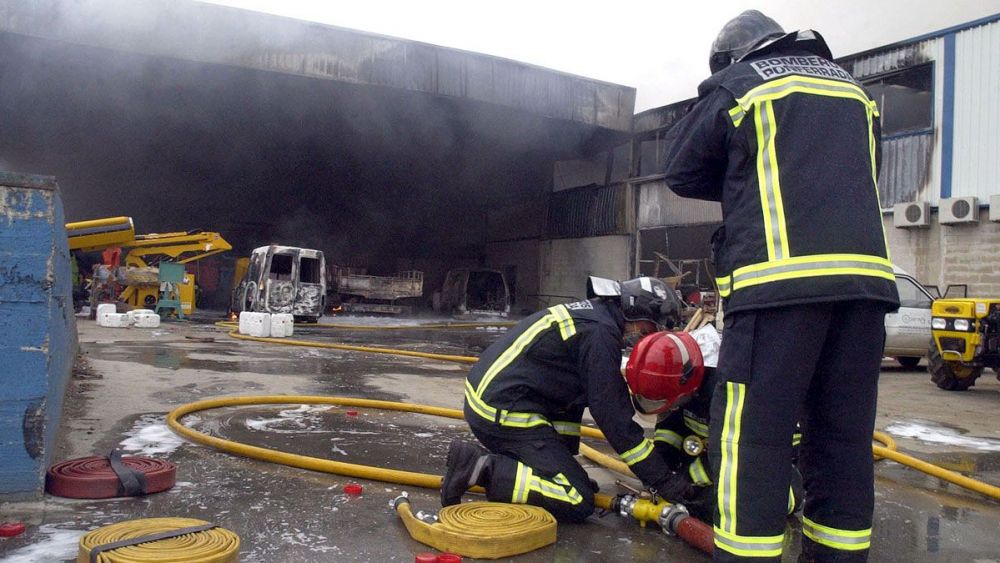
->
xmin=0 ymin=172 xmax=77 ymax=499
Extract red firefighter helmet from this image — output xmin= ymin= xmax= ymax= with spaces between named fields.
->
xmin=625 ymin=331 xmax=705 ymax=415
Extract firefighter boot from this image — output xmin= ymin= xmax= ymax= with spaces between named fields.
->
xmin=441 ymin=440 xmax=492 ymax=506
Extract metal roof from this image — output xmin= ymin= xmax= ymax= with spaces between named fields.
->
xmin=0 ymin=0 xmax=636 ymax=132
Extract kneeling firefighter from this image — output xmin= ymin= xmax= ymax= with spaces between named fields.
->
xmin=626 ymin=331 xmax=803 ymax=522
xmin=441 ymin=276 xmax=688 ymax=522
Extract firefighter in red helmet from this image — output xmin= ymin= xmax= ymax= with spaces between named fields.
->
xmin=625 ymin=330 xmax=803 ymax=523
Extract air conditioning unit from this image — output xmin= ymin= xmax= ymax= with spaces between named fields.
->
xmin=990 ymin=195 xmax=1000 ymax=222
xmin=893 ymin=201 xmax=930 ymax=228
xmin=939 ymin=196 xmax=979 ymax=225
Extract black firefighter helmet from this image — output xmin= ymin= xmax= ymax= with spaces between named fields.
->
xmin=589 ymin=276 xmax=683 ymax=330
xmin=709 ymin=10 xmax=785 ymax=74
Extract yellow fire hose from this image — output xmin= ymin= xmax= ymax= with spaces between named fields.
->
xmin=77 ymin=517 xmax=239 ymax=562
xmin=393 ymin=497 xmax=557 ymax=559
xmin=212 ymin=321 xmax=1000 ymax=503
xmin=217 ymin=320 xmax=515 ymax=331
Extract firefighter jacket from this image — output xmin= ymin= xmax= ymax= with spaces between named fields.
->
xmin=663 ymin=30 xmax=900 ymax=314
xmin=464 ymin=299 xmax=673 ymax=490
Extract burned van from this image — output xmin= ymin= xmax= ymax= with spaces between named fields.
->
xmin=440 ymin=268 xmax=511 ymax=317
xmin=231 ymin=245 xmax=326 ymax=322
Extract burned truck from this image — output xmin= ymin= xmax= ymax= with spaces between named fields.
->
xmin=328 ymin=266 xmax=423 ymax=315
xmin=231 ymin=245 xmax=326 ymax=322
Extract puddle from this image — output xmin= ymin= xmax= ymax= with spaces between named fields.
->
xmin=887 ymin=420 xmax=1000 ymax=452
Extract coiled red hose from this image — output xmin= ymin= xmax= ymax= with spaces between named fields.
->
xmin=45 ymin=456 xmax=176 ymax=499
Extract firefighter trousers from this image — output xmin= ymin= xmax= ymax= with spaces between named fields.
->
xmin=709 ymin=301 xmax=889 ymax=562
xmin=467 ymin=415 xmax=595 ymax=523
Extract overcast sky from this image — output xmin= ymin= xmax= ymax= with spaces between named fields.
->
xmin=202 ymin=0 xmax=1000 ymax=111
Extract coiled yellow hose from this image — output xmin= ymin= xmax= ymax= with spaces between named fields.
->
xmin=394 ymin=498 xmax=557 ymax=559
xmin=77 ymin=517 xmax=239 ymax=563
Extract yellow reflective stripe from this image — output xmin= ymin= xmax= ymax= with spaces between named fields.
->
xmin=527 ymin=472 xmax=584 ymax=505
xmin=475 ymin=311 xmax=557 ymax=396
xmin=716 ymin=276 xmax=732 ymax=292
xmin=754 ymin=101 xmax=779 ymax=261
xmin=866 ymin=99 xmax=892 ymax=262
xmin=689 ymin=457 xmax=712 ymax=486
xmin=729 ymin=254 xmax=895 ymax=292
xmin=802 ymin=518 xmax=871 ymax=551
xmin=729 ymin=104 xmax=746 ymax=127
xmin=765 ymin=101 xmax=789 ymax=259
xmin=464 ymin=382 xmax=497 ymax=421
xmin=684 ymin=415 xmax=709 ymax=438
xmin=512 ymin=462 xmax=530 ymax=503
xmin=551 ymin=304 xmax=577 ymax=340
xmin=754 ymin=100 xmax=788 ymax=261
xmin=464 ymin=383 xmax=550 ymax=429
xmin=792 ymin=432 xmax=802 ymax=446
xmin=714 ymin=527 xmax=784 ymax=557
xmin=654 ymin=429 xmax=684 ymax=450
xmin=620 ymin=438 xmax=655 ymax=466
xmin=553 ymin=421 xmax=581 ymax=436
xmin=735 ymin=75 xmax=874 ymax=111
xmin=787 ymin=486 xmax=796 ymax=514
xmin=716 ymin=276 xmax=732 ymax=298
xmin=718 ymin=382 xmax=746 ymax=534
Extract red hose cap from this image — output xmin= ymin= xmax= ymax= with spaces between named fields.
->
xmin=0 ymin=522 xmax=26 ymax=537
xmin=414 ymin=553 xmax=437 ymax=563
xmin=345 ymin=410 xmax=359 ymax=416
xmin=343 ymin=483 xmax=363 ymax=495
xmin=437 ymin=554 xmax=462 ymax=562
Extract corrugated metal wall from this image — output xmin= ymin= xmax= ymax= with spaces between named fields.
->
xmin=842 ymin=38 xmax=945 ymax=206
xmin=637 ymin=180 xmax=722 ymax=228
xmin=952 ymin=20 xmax=1000 ymax=203
xmin=879 ymin=133 xmax=935 ymax=206
xmin=547 ymin=184 xmax=628 ymax=239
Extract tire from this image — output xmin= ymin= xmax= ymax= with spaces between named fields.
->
xmin=895 ymin=356 xmax=921 ymax=369
xmin=928 ymin=342 xmax=981 ymax=391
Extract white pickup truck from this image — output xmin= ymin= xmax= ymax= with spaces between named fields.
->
xmin=884 ymin=266 xmax=936 ymax=368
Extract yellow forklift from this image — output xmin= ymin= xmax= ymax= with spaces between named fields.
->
xmin=66 ymin=216 xmax=231 ymax=315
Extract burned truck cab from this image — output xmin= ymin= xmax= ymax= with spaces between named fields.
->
xmin=232 ymin=245 xmax=326 ymax=322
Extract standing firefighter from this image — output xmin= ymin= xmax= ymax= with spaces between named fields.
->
xmin=440 ymin=276 xmax=688 ymax=522
xmin=662 ymin=10 xmax=900 ymax=562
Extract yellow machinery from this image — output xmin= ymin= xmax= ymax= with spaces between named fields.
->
xmin=65 ymin=216 xmax=136 ymax=251
xmin=929 ymin=298 xmax=1000 ymax=390
xmin=65 ymin=217 xmax=232 ymax=315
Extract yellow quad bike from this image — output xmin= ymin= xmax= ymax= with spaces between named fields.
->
xmin=928 ymin=298 xmax=1000 ymax=390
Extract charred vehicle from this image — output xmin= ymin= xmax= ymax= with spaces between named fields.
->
xmin=231 ymin=245 xmax=326 ymax=322
xmin=328 ymin=267 xmax=423 ymax=315
xmin=928 ymin=297 xmax=1000 ymax=390
xmin=440 ymin=268 xmax=511 ymax=316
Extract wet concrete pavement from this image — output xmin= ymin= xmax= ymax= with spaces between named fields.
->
xmin=2 ymin=315 xmax=999 ymax=561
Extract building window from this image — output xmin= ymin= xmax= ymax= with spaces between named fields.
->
xmin=864 ymin=63 xmax=933 ymax=136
